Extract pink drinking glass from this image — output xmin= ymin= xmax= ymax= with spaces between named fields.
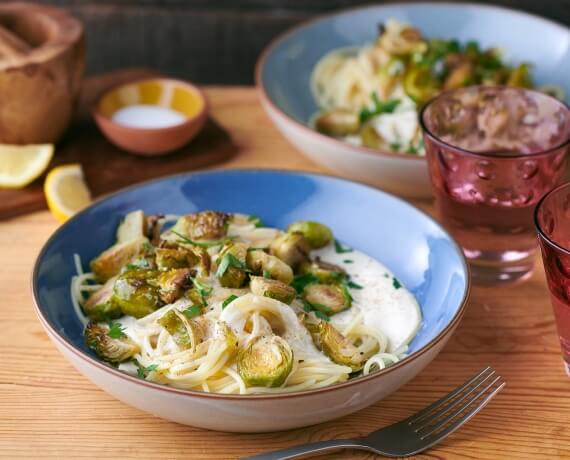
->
xmin=420 ymin=86 xmax=570 ymax=285
xmin=535 ymin=182 xmax=570 ymax=376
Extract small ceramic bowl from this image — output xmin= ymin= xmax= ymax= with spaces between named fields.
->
xmin=94 ymin=78 xmax=208 ymax=155
xmin=32 ymin=170 xmax=469 ymax=432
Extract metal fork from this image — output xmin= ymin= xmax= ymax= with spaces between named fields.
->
xmin=245 ymin=367 xmax=505 ymax=459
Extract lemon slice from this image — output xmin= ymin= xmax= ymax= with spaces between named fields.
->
xmin=44 ymin=164 xmax=92 ymax=222
xmin=0 ymin=143 xmax=54 ymax=188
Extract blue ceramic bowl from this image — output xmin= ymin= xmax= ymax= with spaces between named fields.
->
xmin=32 ymin=170 xmax=469 ymax=431
xmin=256 ymin=3 xmax=570 ymax=198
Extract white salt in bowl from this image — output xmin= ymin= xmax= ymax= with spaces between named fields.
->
xmin=94 ymin=78 xmax=208 ymax=155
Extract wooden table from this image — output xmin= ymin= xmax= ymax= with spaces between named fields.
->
xmin=1 ymin=87 xmax=569 ymax=459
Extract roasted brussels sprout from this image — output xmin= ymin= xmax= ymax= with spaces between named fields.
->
xmin=170 ymin=211 xmax=230 ymax=241
xmin=250 ymin=276 xmax=296 ymax=304
xmin=298 ymin=259 xmax=346 ymax=283
xmin=316 ymin=322 xmax=377 ymax=371
xmin=246 ymin=250 xmax=293 ymax=284
xmin=112 ymin=269 xmax=163 ymax=318
xmin=85 ymin=322 xmax=139 ymax=363
xmin=116 ymin=210 xmax=145 ymax=244
xmin=158 ymin=309 xmax=204 ymax=350
xmin=314 ymin=110 xmax=360 ymax=136
xmin=216 ymin=241 xmax=248 ymax=288
xmin=155 ymin=246 xmax=200 ymax=270
xmin=403 ymin=67 xmax=439 ymax=105
xmin=90 ymin=237 xmax=147 ymax=282
xmin=507 ymin=63 xmax=532 ymax=88
xmin=269 ymin=232 xmax=309 ymax=267
xmin=287 ymin=221 xmax=333 ymax=249
xmin=303 ymin=283 xmax=351 ymax=315
xmin=157 ymin=268 xmax=193 ymax=304
xmin=237 ymin=335 xmax=293 ymax=387
xmin=83 ymin=276 xmax=122 ymax=321
xmin=444 ymin=62 xmax=474 ymax=90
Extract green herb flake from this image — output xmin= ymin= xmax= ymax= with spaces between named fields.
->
xmin=390 ymin=142 xmax=401 ymax=151
xmin=183 ymin=305 xmax=202 ymax=319
xmin=191 ymin=277 xmax=213 ymax=304
xmin=134 ymin=361 xmax=158 ymax=379
xmin=359 ymin=93 xmax=401 ymax=123
xmin=222 ymin=294 xmax=238 ymax=310
xmin=142 ymin=241 xmax=154 ymax=251
xmin=393 ymin=277 xmax=402 ymax=290
xmin=291 ymin=273 xmax=319 ymax=293
xmin=172 ymin=230 xmax=227 ymax=248
xmin=301 ymin=299 xmax=331 ymax=322
xmin=107 ymin=321 xmax=127 ymax=339
xmin=346 ymin=280 xmax=363 ymax=290
xmin=216 ymin=253 xmax=248 ymax=279
xmin=314 ymin=310 xmax=330 ymax=322
xmin=248 ymin=215 xmax=264 ymax=228
xmin=334 ymin=239 xmax=353 ymax=254
xmin=383 ymin=273 xmax=390 ymax=278
xmin=262 ymin=269 xmax=271 ymax=279
xmin=343 ymin=259 xmax=354 ymax=264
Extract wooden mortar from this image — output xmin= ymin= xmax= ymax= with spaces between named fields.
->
xmin=0 ymin=2 xmax=85 ymax=144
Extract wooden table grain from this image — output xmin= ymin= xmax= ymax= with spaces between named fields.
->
xmin=1 ymin=87 xmax=569 ymax=460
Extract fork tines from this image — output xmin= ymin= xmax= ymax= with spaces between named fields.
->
xmin=408 ymin=367 xmax=505 ymax=441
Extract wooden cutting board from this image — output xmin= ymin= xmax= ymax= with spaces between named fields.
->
xmin=0 ymin=68 xmax=237 ymax=220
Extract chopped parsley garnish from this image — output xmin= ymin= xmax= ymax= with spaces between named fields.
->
xmin=216 ymin=253 xmax=248 ymax=278
xmin=359 ymin=92 xmax=400 ymax=123
xmin=390 ymin=142 xmax=402 ymax=151
xmin=222 ymin=294 xmax=238 ymax=309
xmin=172 ymin=230 xmax=227 ymax=248
xmin=142 ymin=241 xmax=154 ymax=251
xmin=248 ymin=215 xmax=263 ymax=228
xmin=343 ymin=259 xmax=353 ymax=264
xmin=301 ymin=298 xmax=330 ymax=322
xmin=262 ymin=269 xmax=271 ymax=279
xmin=291 ymin=273 xmax=319 ymax=293
xmin=134 ymin=361 xmax=158 ymax=379
xmin=346 ymin=280 xmax=363 ymax=290
xmin=334 ymin=239 xmax=353 ymax=254
xmin=107 ymin=321 xmax=127 ymax=339
xmin=191 ymin=277 xmax=213 ymax=304
xmin=183 ymin=305 xmax=202 ymax=319
xmin=393 ymin=277 xmax=402 ymax=290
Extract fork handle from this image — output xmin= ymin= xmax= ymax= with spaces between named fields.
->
xmin=243 ymin=439 xmax=369 ymax=460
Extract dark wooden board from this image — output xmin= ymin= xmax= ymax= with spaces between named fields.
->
xmin=0 ymin=68 xmax=237 ymax=220
xmin=29 ymin=0 xmax=570 ymax=84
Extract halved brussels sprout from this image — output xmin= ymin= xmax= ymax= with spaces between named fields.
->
xmin=269 ymin=232 xmax=309 ymax=268
xmin=314 ymin=110 xmax=360 ymax=136
xmin=157 ymin=268 xmax=193 ymax=304
xmin=217 ymin=241 xmax=248 ymax=288
xmin=316 ymin=322 xmax=378 ymax=371
xmin=303 ymin=283 xmax=351 ymax=315
xmin=90 ymin=237 xmax=147 ymax=282
xmin=158 ymin=309 xmax=204 ymax=350
xmin=155 ymin=246 xmax=200 ymax=270
xmin=287 ymin=221 xmax=333 ymax=249
xmin=237 ymin=335 xmax=293 ymax=387
xmin=246 ymin=250 xmax=293 ymax=284
xmin=83 ymin=276 xmax=121 ymax=321
xmin=298 ymin=259 xmax=346 ymax=283
xmin=85 ymin=322 xmax=139 ymax=363
xmin=116 ymin=210 xmax=145 ymax=244
xmin=507 ymin=63 xmax=532 ymax=88
xmin=250 ymin=276 xmax=296 ymax=304
xmin=112 ymin=269 xmax=163 ymax=318
xmin=403 ymin=66 xmax=439 ymax=105
xmin=170 ymin=211 xmax=230 ymax=241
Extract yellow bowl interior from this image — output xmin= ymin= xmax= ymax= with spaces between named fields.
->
xmin=98 ymin=79 xmax=205 ymax=120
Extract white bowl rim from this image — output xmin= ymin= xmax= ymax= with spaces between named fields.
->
xmin=255 ymin=1 xmax=570 ymax=163
xmin=31 ymin=168 xmax=470 ymax=401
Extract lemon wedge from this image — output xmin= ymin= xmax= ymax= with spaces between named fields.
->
xmin=0 ymin=143 xmax=54 ymax=188
xmin=44 ymin=164 xmax=92 ymax=222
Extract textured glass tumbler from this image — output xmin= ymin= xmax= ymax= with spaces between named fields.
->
xmin=421 ymin=86 xmax=570 ymax=285
xmin=535 ymin=182 xmax=570 ymax=376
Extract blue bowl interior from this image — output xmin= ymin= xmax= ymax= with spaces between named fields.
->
xmin=261 ymin=3 xmax=570 ymax=125
xmin=34 ymin=170 xmax=468 ymax=369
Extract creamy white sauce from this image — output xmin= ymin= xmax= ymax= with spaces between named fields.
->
xmin=313 ymin=243 xmax=421 ymax=352
xmin=112 ymin=104 xmax=187 ymax=129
